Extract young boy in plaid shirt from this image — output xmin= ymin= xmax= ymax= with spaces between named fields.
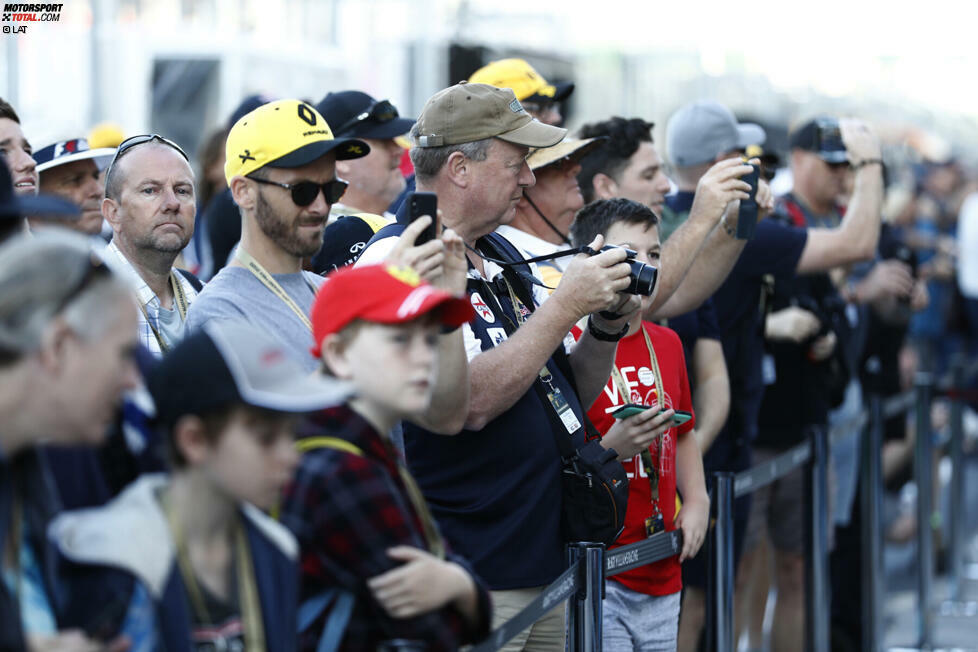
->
xmin=279 ymin=264 xmax=491 ymax=651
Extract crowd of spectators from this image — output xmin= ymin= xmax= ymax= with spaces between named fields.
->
xmin=1 ymin=54 xmax=976 ymax=652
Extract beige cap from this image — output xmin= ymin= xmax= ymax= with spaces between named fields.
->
xmin=414 ymin=82 xmax=566 ymax=149
xmin=526 ymin=137 xmax=605 ymax=171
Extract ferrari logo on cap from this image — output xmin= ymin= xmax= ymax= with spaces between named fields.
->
xmin=239 ymin=149 xmax=256 ymax=164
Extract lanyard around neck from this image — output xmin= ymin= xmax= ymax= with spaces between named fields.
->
xmin=138 ymin=272 xmax=190 ymax=353
xmin=610 ymin=324 xmax=665 ymax=505
xmin=163 ymin=496 xmax=266 ymax=651
xmin=236 ymin=250 xmax=313 ymax=332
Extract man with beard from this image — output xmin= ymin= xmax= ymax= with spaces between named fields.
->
xmin=32 ymin=137 xmax=115 ymax=237
xmin=102 ymin=134 xmax=202 ymax=357
xmin=186 ymin=99 xmax=371 ymax=369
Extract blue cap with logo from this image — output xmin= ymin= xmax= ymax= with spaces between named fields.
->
xmin=34 ymin=138 xmax=116 ymax=174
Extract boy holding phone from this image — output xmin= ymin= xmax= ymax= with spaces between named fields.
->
xmin=570 ymin=198 xmax=710 ymax=651
xmin=279 ymin=264 xmax=492 ymax=651
xmin=49 ymin=322 xmax=350 ymax=651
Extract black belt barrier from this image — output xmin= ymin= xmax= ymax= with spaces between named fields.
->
xmin=471 ymin=531 xmax=684 ymax=652
xmin=472 ymin=357 xmax=978 ymax=652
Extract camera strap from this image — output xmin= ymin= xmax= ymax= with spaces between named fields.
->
xmin=466 ymin=241 xmax=587 ymax=269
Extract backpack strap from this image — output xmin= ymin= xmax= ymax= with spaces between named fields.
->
xmin=175 ymin=267 xmax=204 ymax=292
xmin=297 ymin=588 xmax=356 ymax=652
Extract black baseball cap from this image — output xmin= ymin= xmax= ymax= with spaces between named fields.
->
xmin=316 ymin=91 xmax=415 ymax=140
xmin=789 ymin=118 xmax=848 ymax=164
xmin=147 ymin=322 xmax=352 ymax=428
xmin=311 ymin=213 xmax=389 ymax=274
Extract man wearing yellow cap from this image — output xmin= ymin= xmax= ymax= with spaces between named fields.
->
xmin=185 ymin=99 xmax=371 ymax=370
xmin=469 ymin=58 xmax=574 ymax=126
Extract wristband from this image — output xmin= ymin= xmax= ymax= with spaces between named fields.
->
xmin=587 ymin=316 xmax=629 ymax=342
xmin=852 ymin=158 xmax=883 ymax=170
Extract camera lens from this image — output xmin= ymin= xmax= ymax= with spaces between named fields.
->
xmin=627 ymin=260 xmax=658 ymax=296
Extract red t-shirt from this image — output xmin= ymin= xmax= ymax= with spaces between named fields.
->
xmin=573 ymin=321 xmax=694 ymax=596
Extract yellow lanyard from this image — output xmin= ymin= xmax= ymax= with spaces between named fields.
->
xmin=163 ymin=497 xmax=266 ymax=651
xmin=610 ymin=325 xmax=665 ymax=505
xmin=138 ymin=273 xmax=190 ymax=353
xmin=296 ymin=437 xmax=446 ymax=560
xmin=236 ymin=250 xmax=314 ymax=332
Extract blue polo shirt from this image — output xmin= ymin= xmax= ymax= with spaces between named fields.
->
xmin=665 ymin=191 xmax=808 ymax=470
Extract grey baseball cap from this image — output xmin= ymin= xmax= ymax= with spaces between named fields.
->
xmin=666 ymin=100 xmax=766 ymax=167
xmin=148 ymin=321 xmax=353 ymax=426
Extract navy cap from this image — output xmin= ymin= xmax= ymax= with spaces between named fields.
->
xmin=0 ymin=162 xmax=80 ymax=221
xmin=315 ymin=91 xmax=415 ymax=140
xmin=789 ymin=118 xmax=848 ymax=164
xmin=311 ymin=213 xmax=389 ymax=274
xmin=34 ymin=138 xmax=116 ymax=174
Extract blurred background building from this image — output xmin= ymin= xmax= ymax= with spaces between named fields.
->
xmin=3 ymin=0 xmax=975 ymax=172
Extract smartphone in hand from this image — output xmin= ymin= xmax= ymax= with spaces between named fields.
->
xmin=406 ymin=191 xmax=438 ymax=245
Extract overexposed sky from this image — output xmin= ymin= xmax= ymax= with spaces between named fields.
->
xmin=461 ymin=0 xmax=974 ymax=120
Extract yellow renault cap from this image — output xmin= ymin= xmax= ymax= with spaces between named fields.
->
xmin=469 ymin=58 xmax=574 ymax=103
xmin=224 ymin=99 xmax=370 ymax=184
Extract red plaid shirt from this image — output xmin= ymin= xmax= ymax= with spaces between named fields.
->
xmin=280 ymin=405 xmax=491 ymax=651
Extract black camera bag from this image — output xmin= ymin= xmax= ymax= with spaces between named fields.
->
xmin=476 ymin=233 xmax=630 ymax=547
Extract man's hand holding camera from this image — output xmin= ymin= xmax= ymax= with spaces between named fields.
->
xmin=555 ymin=234 xmax=642 ymax=329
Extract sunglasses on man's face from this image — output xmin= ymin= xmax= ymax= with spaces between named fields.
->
xmin=249 ymin=176 xmax=348 ymax=207
xmin=334 ymin=99 xmax=399 ymax=134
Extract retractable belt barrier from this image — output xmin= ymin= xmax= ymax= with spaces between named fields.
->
xmin=471 ymin=531 xmax=684 ymax=652
xmin=471 ymin=358 xmax=978 ymax=652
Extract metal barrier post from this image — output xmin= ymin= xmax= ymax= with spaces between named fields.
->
xmin=804 ymin=426 xmax=831 ymax=652
xmin=861 ymin=391 xmax=884 ymax=652
xmin=566 ymin=544 xmax=585 ymax=652
xmin=584 ymin=544 xmax=605 ymax=652
xmin=947 ymin=355 xmax=967 ymax=605
xmin=566 ymin=542 xmax=604 ymax=652
xmin=914 ymin=371 xmax=935 ymax=648
xmin=707 ymin=472 xmax=735 ymax=652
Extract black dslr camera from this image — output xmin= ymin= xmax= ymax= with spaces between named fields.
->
xmin=586 ymin=245 xmax=658 ymax=296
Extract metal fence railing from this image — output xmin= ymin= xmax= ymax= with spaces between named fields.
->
xmin=467 ymin=356 xmax=978 ymax=652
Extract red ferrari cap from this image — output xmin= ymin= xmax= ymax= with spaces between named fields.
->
xmin=310 ymin=264 xmax=474 ymax=358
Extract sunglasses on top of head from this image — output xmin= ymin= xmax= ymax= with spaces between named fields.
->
xmin=334 ymin=99 xmax=399 ymax=134
xmin=105 ymin=134 xmax=189 ymax=179
xmin=248 ymin=176 xmax=348 ymax=207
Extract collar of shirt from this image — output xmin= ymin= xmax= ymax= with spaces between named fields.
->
xmin=103 ymin=240 xmax=164 ymax=314
xmin=494 ymin=225 xmax=572 ymax=271
xmin=297 ymin=405 xmax=400 ymax=473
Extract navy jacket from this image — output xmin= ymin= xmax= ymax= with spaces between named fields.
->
xmin=0 ymin=449 xmax=66 ymax=651
xmin=49 ymin=475 xmax=298 ymax=652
